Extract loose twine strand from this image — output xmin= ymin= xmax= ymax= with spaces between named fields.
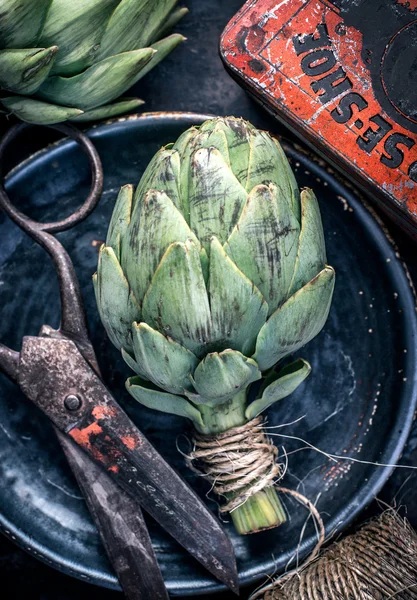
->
xmin=185 ymin=417 xmax=282 ymax=512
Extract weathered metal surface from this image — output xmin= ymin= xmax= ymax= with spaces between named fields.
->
xmin=0 ymin=123 xmax=238 ymax=595
xmin=0 ymin=123 xmax=172 ymax=599
xmin=58 ymin=431 xmax=169 ymax=600
xmin=0 ymin=343 xmax=19 ymax=382
xmin=0 ymin=123 xmax=103 ymax=355
xmin=221 ymin=0 xmax=417 ymax=236
xmin=17 ymin=334 xmax=238 ymax=593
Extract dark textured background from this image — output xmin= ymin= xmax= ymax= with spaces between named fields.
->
xmin=1 ymin=1 xmax=417 ymax=599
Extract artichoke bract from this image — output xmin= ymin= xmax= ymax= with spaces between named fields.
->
xmin=0 ymin=0 xmax=187 ymax=124
xmin=94 ymin=117 xmax=335 ymax=534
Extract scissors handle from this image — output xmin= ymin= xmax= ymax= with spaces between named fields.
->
xmin=18 ymin=335 xmax=238 ymax=592
xmin=0 ymin=122 xmax=103 ymax=233
xmin=0 ymin=125 xmax=170 ymax=598
xmin=0 ymin=123 xmax=103 ymax=343
xmin=0 ymin=124 xmax=238 ymax=593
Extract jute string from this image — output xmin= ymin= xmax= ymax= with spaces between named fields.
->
xmin=185 ymin=418 xmax=417 ymax=598
xmin=185 ymin=417 xmax=282 ymax=512
xmin=252 ymin=511 xmax=417 ymax=600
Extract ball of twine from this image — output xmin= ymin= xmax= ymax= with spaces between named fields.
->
xmin=257 ymin=510 xmax=417 ymax=600
xmin=186 ymin=417 xmax=282 ymax=512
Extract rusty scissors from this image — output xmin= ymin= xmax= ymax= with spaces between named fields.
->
xmin=0 ymin=123 xmax=238 ymax=598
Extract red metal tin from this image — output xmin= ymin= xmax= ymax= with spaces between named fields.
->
xmin=221 ymin=0 xmax=417 ymax=236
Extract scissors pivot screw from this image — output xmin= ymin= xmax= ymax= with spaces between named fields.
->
xmin=64 ymin=394 xmax=82 ymax=411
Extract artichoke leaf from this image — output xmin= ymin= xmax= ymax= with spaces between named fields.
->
xmin=131 ymin=322 xmax=198 ymax=394
xmin=189 ymin=349 xmax=261 ymax=406
xmin=0 ymin=47 xmax=58 ymax=95
xmin=182 ymin=389 xmax=209 ymax=406
xmin=121 ymin=347 xmax=149 ymax=380
xmin=122 ymin=33 xmax=186 ymax=85
xmin=200 ymin=117 xmax=253 ymax=188
xmin=246 ymin=358 xmax=311 ymax=420
xmin=189 ymin=147 xmax=248 ymax=251
xmin=126 ymin=376 xmax=204 ymax=429
xmin=37 ymin=48 xmax=155 ymax=110
xmin=209 ymin=237 xmax=267 ymax=356
xmin=224 ymin=182 xmax=300 ymax=315
xmin=272 ymin=137 xmax=301 ymax=222
xmin=1 ymin=96 xmax=83 ymax=124
xmin=38 ymin=0 xmax=120 ymax=76
xmin=106 ymin=184 xmax=134 ymax=259
xmin=142 ymin=239 xmax=212 ymax=357
xmin=134 ymin=147 xmax=181 ymax=212
xmin=123 ymin=189 xmax=199 ymax=305
xmin=71 ymin=98 xmax=144 ymax=122
xmin=246 ymin=131 xmax=299 ymax=214
xmin=191 ymin=127 xmax=230 ymax=167
xmin=153 ymin=7 xmax=188 ymax=41
xmin=199 ymin=247 xmax=209 ymax=284
xmin=0 ymin=0 xmax=52 ymax=48
xmin=254 ymin=266 xmax=335 ymax=371
xmin=93 ymin=246 xmax=141 ymax=352
xmin=288 ymin=188 xmax=326 ymax=296
xmin=172 ymin=126 xmax=198 ymax=221
xmin=172 ymin=126 xmax=198 ymax=157
xmin=97 ymin=0 xmax=178 ymax=60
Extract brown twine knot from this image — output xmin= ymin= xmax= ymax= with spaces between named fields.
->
xmin=255 ymin=510 xmax=417 ymax=600
xmin=186 ymin=417 xmax=282 ymax=512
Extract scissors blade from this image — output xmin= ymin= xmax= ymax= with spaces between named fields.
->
xmin=0 ymin=340 xmax=170 ymax=600
xmin=58 ymin=431 xmax=169 ymax=600
xmin=18 ymin=336 xmax=239 ymax=593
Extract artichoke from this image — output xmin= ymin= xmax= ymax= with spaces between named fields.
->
xmin=94 ymin=117 xmax=335 ymax=534
xmin=0 ymin=0 xmax=187 ymax=124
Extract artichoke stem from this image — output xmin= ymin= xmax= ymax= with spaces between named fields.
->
xmin=229 ymin=487 xmax=287 ymax=535
xmin=196 ymin=390 xmax=247 ymax=434
xmin=195 ymin=391 xmax=287 ymax=534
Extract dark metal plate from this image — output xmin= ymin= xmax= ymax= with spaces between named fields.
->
xmin=0 ymin=113 xmax=416 ymax=596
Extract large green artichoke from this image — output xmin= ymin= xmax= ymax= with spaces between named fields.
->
xmin=94 ymin=116 xmax=335 ymax=533
xmin=0 ymin=0 xmax=187 ymax=124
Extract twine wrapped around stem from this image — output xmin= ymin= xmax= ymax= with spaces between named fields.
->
xmin=186 ymin=417 xmax=283 ymax=513
xmin=255 ymin=511 xmax=417 ymax=600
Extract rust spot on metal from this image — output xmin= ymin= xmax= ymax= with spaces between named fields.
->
xmin=121 ymin=435 xmax=138 ymax=450
xmin=397 ymin=0 xmax=417 ymax=10
xmin=248 ymin=58 xmax=266 ymax=73
xmin=69 ymin=421 xmax=103 ymax=448
xmin=92 ymin=405 xmax=117 ymax=420
xmin=104 ymin=435 xmax=123 ymax=460
xmin=90 ymin=446 xmax=106 ymax=464
xmin=220 ymin=0 xmax=417 ymax=236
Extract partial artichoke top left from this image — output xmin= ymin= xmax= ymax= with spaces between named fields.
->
xmin=0 ymin=0 xmax=187 ymax=124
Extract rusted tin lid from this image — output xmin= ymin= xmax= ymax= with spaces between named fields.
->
xmin=221 ymin=0 xmax=417 ymax=236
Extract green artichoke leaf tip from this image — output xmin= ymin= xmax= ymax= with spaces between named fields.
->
xmin=246 ymin=358 xmax=311 ymax=420
xmin=126 ymin=376 xmax=204 ymax=429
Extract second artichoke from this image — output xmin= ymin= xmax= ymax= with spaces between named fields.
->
xmin=0 ymin=0 xmax=187 ymax=124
